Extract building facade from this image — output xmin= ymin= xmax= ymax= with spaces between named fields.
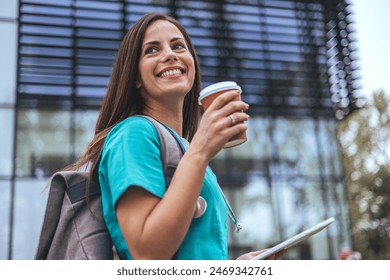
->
xmin=0 ymin=0 xmax=359 ymax=259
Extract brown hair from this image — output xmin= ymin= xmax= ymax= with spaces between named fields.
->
xmin=69 ymin=12 xmax=201 ymax=173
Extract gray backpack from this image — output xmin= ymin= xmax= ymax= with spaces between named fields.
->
xmin=34 ymin=115 xmax=184 ymax=260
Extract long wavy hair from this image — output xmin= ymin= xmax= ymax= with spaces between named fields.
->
xmin=69 ymin=12 xmax=201 ymax=174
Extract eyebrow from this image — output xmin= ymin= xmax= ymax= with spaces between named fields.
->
xmin=143 ymin=36 xmax=185 ymax=47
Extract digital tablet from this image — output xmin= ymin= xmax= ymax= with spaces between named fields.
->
xmin=251 ymin=217 xmax=335 ymax=260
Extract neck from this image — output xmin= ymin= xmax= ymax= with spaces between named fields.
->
xmin=142 ymin=102 xmax=183 ymax=137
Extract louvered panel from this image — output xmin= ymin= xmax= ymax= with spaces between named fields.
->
xmin=17 ymin=0 xmax=359 ymax=118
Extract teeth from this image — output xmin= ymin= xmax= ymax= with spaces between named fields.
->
xmin=160 ymin=69 xmax=182 ymax=77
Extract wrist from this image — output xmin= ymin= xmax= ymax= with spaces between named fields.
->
xmin=183 ymin=145 xmax=210 ymax=167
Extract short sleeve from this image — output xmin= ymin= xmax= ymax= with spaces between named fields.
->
xmin=99 ymin=116 xmax=166 ymax=209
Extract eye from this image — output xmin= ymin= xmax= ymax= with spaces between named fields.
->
xmin=145 ymin=46 xmax=158 ymax=54
xmin=173 ymin=42 xmax=186 ymax=50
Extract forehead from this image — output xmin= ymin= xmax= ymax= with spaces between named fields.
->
xmin=143 ymin=19 xmax=184 ymax=41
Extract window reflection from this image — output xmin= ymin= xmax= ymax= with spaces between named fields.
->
xmin=16 ymin=109 xmax=98 ymax=177
xmin=213 ymin=116 xmax=344 ymax=259
xmin=0 ymin=181 xmax=11 ymax=260
xmin=16 ymin=109 xmax=72 ymax=177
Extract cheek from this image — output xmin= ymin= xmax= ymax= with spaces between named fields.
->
xmin=186 ymin=56 xmax=196 ymax=81
xmin=189 ymin=69 xmax=195 ymax=87
xmin=138 ymin=61 xmax=154 ymax=85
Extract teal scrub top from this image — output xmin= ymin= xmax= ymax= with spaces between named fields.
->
xmin=99 ymin=116 xmax=228 ymax=260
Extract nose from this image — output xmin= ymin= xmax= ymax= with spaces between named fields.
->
xmin=161 ymin=48 xmax=178 ymax=62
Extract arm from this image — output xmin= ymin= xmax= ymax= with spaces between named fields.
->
xmin=116 ymin=90 xmax=249 ymax=259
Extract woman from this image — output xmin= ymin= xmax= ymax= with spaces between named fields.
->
xmin=73 ymin=12 xmax=282 ymax=260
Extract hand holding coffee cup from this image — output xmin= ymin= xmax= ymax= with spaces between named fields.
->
xmin=199 ymin=81 xmax=248 ymax=148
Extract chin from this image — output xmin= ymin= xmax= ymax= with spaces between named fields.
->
xmin=163 ymin=83 xmax=192 ymax=95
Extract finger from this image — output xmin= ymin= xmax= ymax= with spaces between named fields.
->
xmin=207 ymin=90 xmax=241 ymax=111
xmin=217 ymin=100 xmax=249 ymax=118
xmin=265 ymin=254 xmax=276 ymax=260
xmin=223 ymin=122 xmax=248 ymax=140
xmin=275 ymin=249 xmax=286 ymax=260
xmin=228 ymin=114 xmax=237 ymax=126
xmin=227 ymin=112 xmax=250 ymax=126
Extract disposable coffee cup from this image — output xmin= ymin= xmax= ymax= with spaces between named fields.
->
xmin=199 ymin=81 xmax=247 ymax=148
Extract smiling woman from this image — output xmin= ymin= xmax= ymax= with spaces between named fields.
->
xmin=137 ymin=20 xmax=196 ymax=117
xmin=64 ymin=12 xmax=278 ymax=260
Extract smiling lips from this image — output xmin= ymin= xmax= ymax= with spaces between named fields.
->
xmin=158 ymin=68 xmax=184 ymax=78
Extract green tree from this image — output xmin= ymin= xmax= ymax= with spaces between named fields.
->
xmin=337 ymin=90 xmax=390 ymax=259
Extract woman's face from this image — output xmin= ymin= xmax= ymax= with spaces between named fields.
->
xmin=137 ymin=20 xmax=195 ymax=103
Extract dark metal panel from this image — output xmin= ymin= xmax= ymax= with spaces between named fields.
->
xmin=17 ymin=0 xmax=360 ymax=119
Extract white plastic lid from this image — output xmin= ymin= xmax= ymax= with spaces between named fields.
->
xmin=199 ymin=81 xmax=241 ymax=104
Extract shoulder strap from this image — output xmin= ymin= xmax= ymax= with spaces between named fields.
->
xmin=66 ymin=159 xmax=101 ymax=204
xmin=137 ymin=115 xmax=184 ymax=188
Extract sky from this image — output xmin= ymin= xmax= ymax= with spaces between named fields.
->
xmin=352 ymin=0 xmax=390 ymax=99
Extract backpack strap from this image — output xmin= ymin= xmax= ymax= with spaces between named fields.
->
xmin=138 ymin=115 xmax=185 ymax=188
xmin=66 ymin=159 xmax=101 ymax=204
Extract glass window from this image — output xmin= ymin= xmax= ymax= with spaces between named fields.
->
xmin=215 ymin=116 xmax=345 ymax=259
xmin=11 ymin=178 xmax=48 ymax=260
xmin=74 ymin=110 xmax=99 ymax=157
xmin=317 ymin=119 xmax=344 ymax=176
xmin=15 ymin=109 xmax=98 ymax=178
xmin=0 ymin=109 xmax=14 ymax=177
xmin=273 ymin=118 xmax=320 ymax=177
xmin=0 ymin=181 xmax=11 ymax=260
xmin=0 ymin=21 xmax=17 ymax=105
xmin=16 ymin=109 xmax=72 ymax=177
